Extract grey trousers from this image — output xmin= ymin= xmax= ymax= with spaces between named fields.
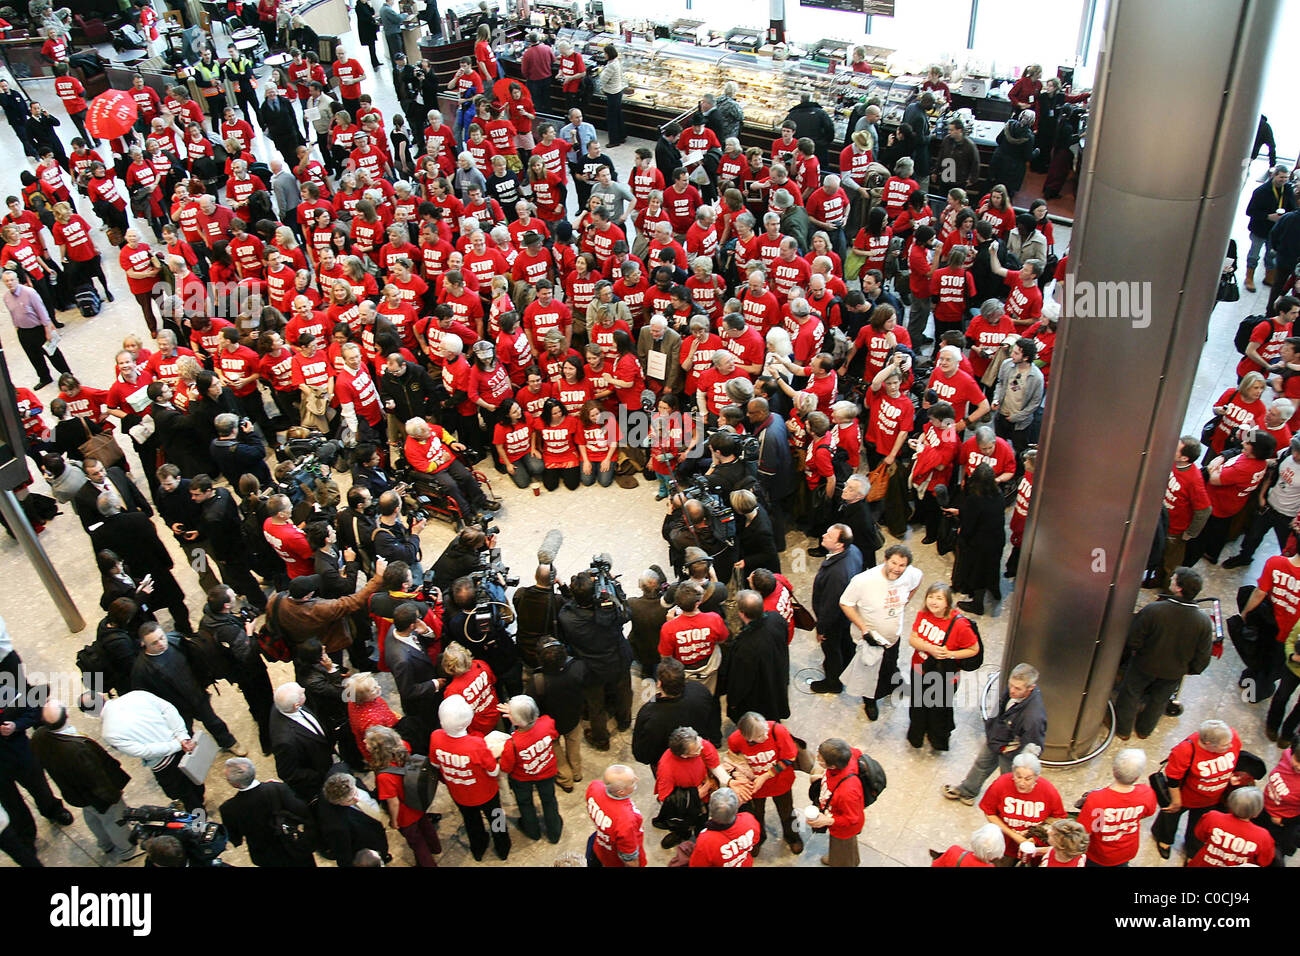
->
xmin=956 ymin=744 xmax=1017 ymax=799
xmin=84 ymin=799 xmax=133 ymax=854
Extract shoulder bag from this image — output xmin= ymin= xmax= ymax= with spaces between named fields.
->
xmin=77 ymin=416 xmax=124 ymax=467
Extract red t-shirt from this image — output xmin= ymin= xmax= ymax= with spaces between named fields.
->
xmin=118 ymin=244 xmax=160 ymax=295
xmin=960 ymin=435 xmax=1016 ymax=478
xmin=979 ymin=772 xmax=1066 ymax=856
xmin=931 ymin=845 xmax=994 ymax=867
xmin=1189 ymin=811 xmax=1275 ymax=867
xmin=444 ymin=660 xmax=500 ymax=738
xmin=1257 ymin=555 xmax=1300 ymax=639
xmin=499 ymin=715 xmax=560 ymax=782
xmin=654 ymin=740 xmax=720 ymax=800
xmin=585 ymin=780 xmax=646 ymax=867
xmin=1163 ymin=729 xmax=1243 ymax=808
xmin=1206 ymin=454 xmax=1269 ymax=517
xmin=532 ymin=415 xmax=580 ymax=468
xmin=214 ymin=345 xmax=261 ymax=397
xmin=262 ymin=518 xmax=314 ymax=577
xmin=659 ymin=611 xmax=729 ymax=669
xmin=1209 ymin=387 xmax=1266 ymax=454
xmin=429 ymin=729 xmax=500 ymax=806
xmin=688 ymin=812 xmax=761 ymax=867
xmin=333 ymin=58 xmax=365 ymax=98
xmin=727 ymin=722 xmax=797 ymax=798
xmin=818 ymin=749 xmax=865 ymax=839
xmin=1163 ymin=465 xmax=1211 ymax=537
xmin=867 ymin=388 xmax=915 ymax=456
xmin=1077 ymin=785 xmax=1158 ymax=866
xmin=927 ymin=367 xmax=985 ymax=421
xmin=663 ymin=185 xmax=702 ymax=234
xmin=910 ymin=609 xmax=978 ymax=669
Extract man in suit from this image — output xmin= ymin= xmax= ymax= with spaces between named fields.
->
xmin=148 ymin=381 xmax=211 ymax=477
xmin=636 ymin=315 xmax=683 ymax=397
xmin=192 ymin=476 xmax=268 ymax=613
xmin=30 ymin=699 xmax=138 ymax=864
xmin=720 ymin=591 xmax=790 ymax=725
xmin=383 ymin=602 xmax=444 ymax=746
xmin=260 ymin=87 xmax=304 ymax=168
xmin=219 ymin=757 xmax=316 ymax=867
xmin=748 ymin=398 xmax=794 ymax=547
xmin=270 ymin=682 xmax=336 ymax=802
xmin=809 ymin=523 xmax=864 ymax=695
xmin=316 ymin=768 xmax=390 ymax=866
xmin=74 ymin=457 xmax=151 ymax=531
xmin=131 ymin=622 xmax=245 ymax=756
xmin=89 ymin=493 xmax=194 ymax=634
xmin=832 ymin=474 xmax=881 ymax=569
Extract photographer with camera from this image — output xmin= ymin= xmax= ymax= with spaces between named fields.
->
xmin=200 ymin=586 xmax=275 ymax=756
xmin=369 ymin=561 xmax=443 ymax=670
xmin=337 ymin=486 xmax=379 ymax=576
xmin=557 ymin=569 xmax=633 ymax=752
xmin=431 ymin=527 xmax=494 ymax=593
xmin=666 ymin=495 xmax=737 ymax=585
xmin=444 ymin=576 xmax=523 ymax=700
xmin=701 ymin=431 xmax=756 ymax=499
xmin=372 ymin=490 xmax=427 ymax=582
xmin=210 ymin=413 xmax=272 ymax=491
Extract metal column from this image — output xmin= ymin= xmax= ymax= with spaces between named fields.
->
xmin=1000 ymin=0 xmax=1281 ymax=760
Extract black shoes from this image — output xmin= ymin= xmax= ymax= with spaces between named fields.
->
xmin=957 ymin=600 xmax=984 ymax=615
xmin=808 ymin=546 xmax=829 ymax=557
xmin=1222 ymin=554 xmax=1253 ymax=569
xmin=32 ymin=378 xmax=53 ymax=390
xmin=809 ymin=678 xmax=842 ymax=694
xmin=863 ymin=698 xmax=879 ymax=721
xmin=49 ymin=808 xmax=74 ymax=826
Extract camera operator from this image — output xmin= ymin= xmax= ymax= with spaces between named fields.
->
xmin=431 ymin=526 xmax=493 ymax=593
xmin=210 ymin=413 xmax=272 ymax=490
xmin=666 ymin=496 xmax=737 ymax=584
xmin=556 ymin=570 xmax=633 ymax=753
xmin=443 ymin=576 xmax=523 ymax=699
xmin=351 ymin=443 xmax=401 ymax=498
xmin=701 ymin=430 xmax=755 ymax=499
xmin=199 ymin=586 xmax=275 ymax=755
xmin=680 ymin=547 xmax=728 ymax=616
xmin=513 ymin=564 xmax=564 ymax=675
xmin=337 ymin=486 xmax=378 ymax=576
xmin=372 ymin=490 xmax=427 ymax=582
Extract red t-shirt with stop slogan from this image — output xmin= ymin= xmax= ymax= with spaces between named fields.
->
xmin=585 ymin=780 xmax=646 ymax=867
xmin=429 ymin=729 xmax=500 ymax=807
xmin=1077 ymin=785 xmax=1158 ymax=866
xmin=1189 ymin=811 xmax=1275 ymax=867
xmin=927 ymin=367 xmax=985 ymax=421
xmin=1164 ymin=729 xmax=1242 ymax=808
xmin=979 ymin=771 xmax=1066 ymax=857
xmin=1258 ymin=554 xmax=1300 ymax=640
xmin=1163 ymin=465 xmax=1210 ymax=537
xmin=727 ymin=722 xmax=797 ymax=798
xmin=658 ymin=611 xmax=729 ymax=669
xmin=689 ymin=812 xmax=761 ymax=867
xmin=498 ymin=715 xmax=559 ymax=782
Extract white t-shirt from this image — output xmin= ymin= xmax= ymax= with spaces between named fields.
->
xmin=1267 ymin=454 xmax=1300 ymax=517
xmin=838 ymin=564 xmax=924 ymax=646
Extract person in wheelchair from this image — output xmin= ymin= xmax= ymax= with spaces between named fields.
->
xmin=402 ymin=417 xmax=499 ymax=525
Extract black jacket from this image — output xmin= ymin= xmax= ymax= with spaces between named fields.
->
xmin=316 ymin=792 xmax=388 ymax=866
xmin=380 ymin=360 xmax=438 ymax=423
xmin=430 ymin=538 xmax=484 ymax=591
xmin=74 ymin=466 xmax=152 ymax=530
xmin=811 ymin=545 xmax=863 ymax=637
xmin=89 ymin=513 xmax=177 ymax=591
xmin=1246 ymin=180 xmax=1297 ymax=239
xmin=736 ymin=506 xmax=781 ymax=577
xmin=721 ymin=611 xmax=790 ymax=724
xmin=211 ymin=434 xmax=272 ymax=489
xmin=95 ymin=617 xmax=139 ymax=696
xmin=655 ymin=136 xmax=682 ymax=185
xmin=529 ymin=655 xmax=587 ymax=735
xmin=154 ymin=479 xmax=204 ymax=540
xmin=1126 ymin=597 xmax=1214 ymax=681
xmin=270 ymin=707 xmax=336 ymax=801
xmin=984 ymin=684 xmax=1047 ymax=754
xmin=150 ymin=402 xmax=211 ymax=477
xmin=130 ymin=646 xmax=208 ymax=721
xmin=221 ymin=781 xmax=316 ymax=867
xmin=197 ymin=487 xmax=246 ymax=561
xmin=313 ymin=547 xmax=359 ymax=600
xmin=198 ymin=607 xmax=261 ymax=673
xmin=783 ymin=101 xmax=835 ymax=161
xmin=30 ymin=727 xmax=130 ymax=811
xmin=372 ymin=517 xmax=421 ymax=567
xmin=512 ymin=584 xmax=563 ymax=669
xmin=834 ymin=498 xmax=879 ymax=566
xmin=293 ymin=659 xmax=350 ymax=741
xmin=384 ymin=632 xmax=443 ymax=734
xmin=350 ymin=461 xmax=398 ymax=498
xmin=557 ymin=600 xmax=631 ymax=685
xmin=259 ymin=96 xmax=304 ymax=148
xmin=632 ymin=683 xmax=721 ymax=770
xmin=335 ymin=506 xmax=378 ymax=572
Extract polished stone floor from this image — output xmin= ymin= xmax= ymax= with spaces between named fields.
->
xmin=0 ymin=32 xmax=1288 ymax=868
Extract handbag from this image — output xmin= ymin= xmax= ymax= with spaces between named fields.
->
xmin=791 ymin=596 xmax=816 ymax=632
xmin=1149 ymin=762 xmax=1172 ymax=808
xmin=787 ymin=731 xmax=816 ymax=774
xmin=1200 ymin=388 xmax=1237 ymax=447
xmin=77 ymin=417 xmax=123 ymax=467
xmin=866 ymin=459 xmax=893 ymax=502
xmin=1217 ymin=272 xmax=1240 ymax=303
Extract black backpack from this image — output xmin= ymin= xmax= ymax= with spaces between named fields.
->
xmin=74 ymin=641 xmax=111 ymax=691
xmin=823 ymin=750 xmax=888 ymax=809
xmin=378 ymin=754 xmax=439 ymax=811
xmin=943 ymin=613 xmax=985 ymax=673
xmin=178 ymin=627 xmax=236 ymax=688
xmin=1234 ymin=314 xmax=1269 ymax=354
xmin=76 ymin=285 xmax=102 ymax=318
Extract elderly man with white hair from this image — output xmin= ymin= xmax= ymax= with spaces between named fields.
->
xmin=430 ymin=694 xmax=511 ymax=861
xmin=928 ymin=344 xmax=990 ymax=432
xmin=943 ymin=662 xmax=1047 ymax=804
xmin=269 ymin=681 xmax=337 ymax=802
xmin=1077 ymin=748 xmax=1159 ymax=867
xmin=402 ymin=415 xmax=496 ymax=522
xmin=637 ymin=311 xmax=684 ymax=396
xmin=805 ymin=174 xmax=851 ymax=259
xmin=687 ymin=787 xmax=761 ymax=867
xmin=269 ymin=156 xmax=302 ymax=228
xmin=931 ymin=822 xmax=1006 ymax=867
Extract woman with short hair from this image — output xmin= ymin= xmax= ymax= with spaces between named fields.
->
xmin=653 ymin=725 xmax=728 ymax=850
xmin=366 ymin=724 xmax=442 ymax=867
xmin=498 ymin=694 xmax=564 ymax=843
xmin=907 ymin=582 xmax=980 ymax=752
xmin=732 ymin=488 xmax=781 ymax=576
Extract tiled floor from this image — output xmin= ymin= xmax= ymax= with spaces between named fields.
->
xmin=0 ymin=35 xmax=1288 ymax=868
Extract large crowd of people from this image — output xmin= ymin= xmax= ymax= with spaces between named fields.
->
xmin=0 ymin=1 xmax=1295 ymax=870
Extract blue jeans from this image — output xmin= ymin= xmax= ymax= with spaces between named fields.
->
xmin=509 ymin=776 xmax=563 ymax=843
xmin=1247 ymin=232 xmax=1276 ymax=271
xmin=580 ymin=461 xmax=616 ymax=486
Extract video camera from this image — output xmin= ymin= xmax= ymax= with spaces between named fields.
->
xmin=588 ymin=552 xmax=628 ymax=627
xmin=121 ymin=805 xmax=228 ymax=865
xmin=670 ymin=474 xmax=737 ymax=544
xmin=469 ymin=514 xmax=518 ymax=631
xmin=278 ymin=431 xmax=342 ymax=500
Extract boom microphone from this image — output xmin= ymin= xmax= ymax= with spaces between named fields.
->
xmin=537 ymin=529 xmax=564 ymax=566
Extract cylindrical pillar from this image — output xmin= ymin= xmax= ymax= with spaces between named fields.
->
xmin=1000 ymin=0 xmax=1282 ymax=760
